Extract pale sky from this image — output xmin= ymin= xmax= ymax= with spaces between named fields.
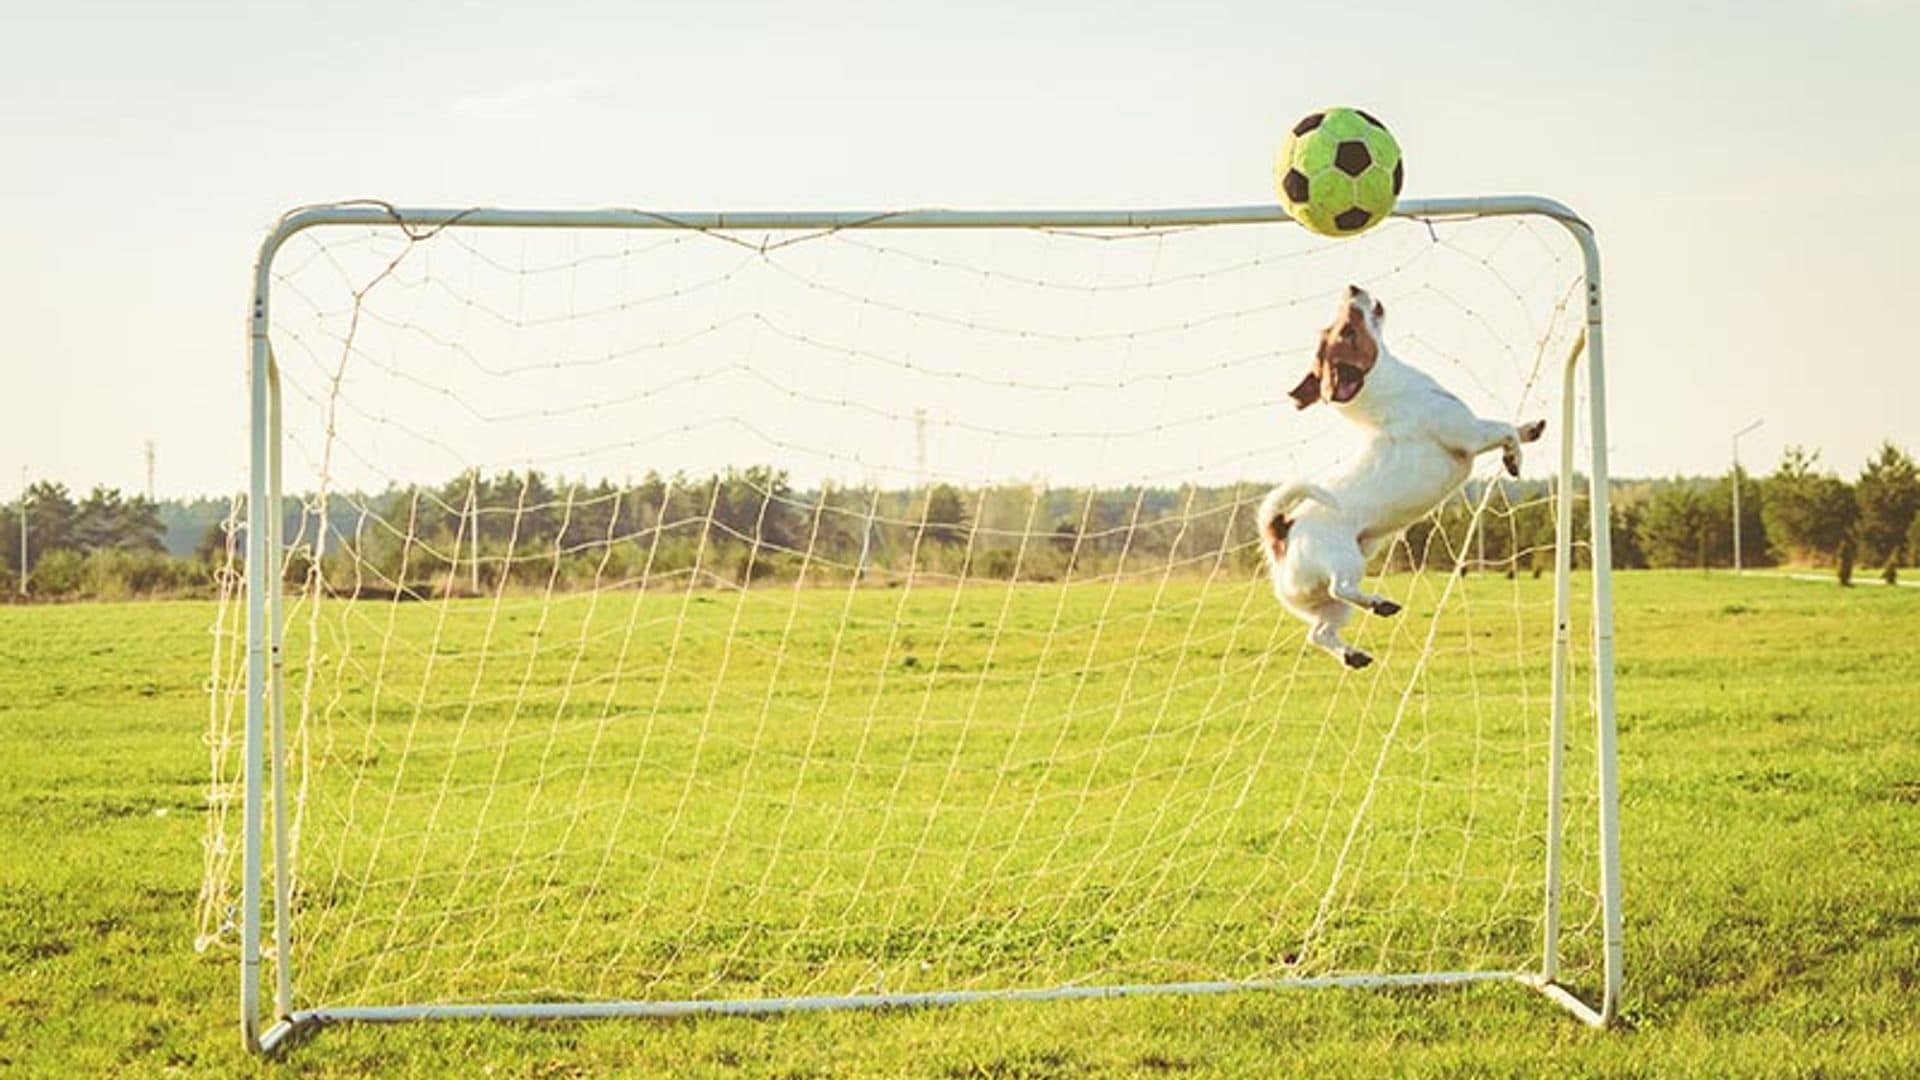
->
xmin=3 ymin=0 xmax=1918 ymax=497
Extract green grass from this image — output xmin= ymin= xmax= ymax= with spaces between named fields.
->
xmin=2 ymin=571 xmax=1917 ymax=1077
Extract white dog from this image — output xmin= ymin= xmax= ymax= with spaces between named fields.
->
xmin=1260 ymin=285 xmax=1544 ymax=669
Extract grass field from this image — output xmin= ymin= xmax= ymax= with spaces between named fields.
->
xmin=2 ymin=571 xmax=1917 ymax=1077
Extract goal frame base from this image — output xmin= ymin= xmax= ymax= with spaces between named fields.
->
xmin=238 ymin=194 xmax=1625 ymax=1056
xmin=254 ymin=971 xmax=1608 ymax=1055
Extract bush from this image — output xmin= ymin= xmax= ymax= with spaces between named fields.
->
xmin=12 ymin=546 xmax=209 ymax=601
xmin=29 ymin=548 xmax=87 ymax=598
xmin=91 ymin=548 xmax=202 ymax=598
xmin=980 ymin=548 xmax=1019 ymax=580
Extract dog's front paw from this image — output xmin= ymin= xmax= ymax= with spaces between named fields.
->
xmin=1503 ymin=447 xmax=1522 ymax=478
xmin=1343 ymin=649 xmax=1373 ymax=670
xmin=1518 ymin=419 xmax=1546 ymax=443
xmin=1370 ymin=599 xmax=1401 ymax=617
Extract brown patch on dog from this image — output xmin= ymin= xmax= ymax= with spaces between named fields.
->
xmin=1262 ymin=511 xmax=1292 ymax=560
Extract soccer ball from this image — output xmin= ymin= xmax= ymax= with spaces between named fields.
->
xmin=1274 ymin=108 xmax=1404 ymax=238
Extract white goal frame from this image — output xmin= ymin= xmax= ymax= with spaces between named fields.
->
xmin=237 ymin=195 xmax=1623 ymax=1054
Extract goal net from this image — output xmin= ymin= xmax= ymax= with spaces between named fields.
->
xmin=199 ymin=200 xmax=1620 ymax=1048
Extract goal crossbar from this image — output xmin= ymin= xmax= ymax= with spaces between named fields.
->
xmin=236 ymin=194 xmax=1623 ymax=1054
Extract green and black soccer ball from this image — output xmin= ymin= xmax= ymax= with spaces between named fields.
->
xmin=1274 ymin=107 xmax=1404 ymax=238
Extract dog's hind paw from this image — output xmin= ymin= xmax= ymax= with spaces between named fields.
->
xmin=1503 ymin=448 xmax=1522 ymax=478
xmin=1370 ymin=599 xmax=1401 ymax=617
xmin=1519 ymin=419 xmax=1547 ymax=443
xmin=1343 ymin=649 xmax=1373 ymax=670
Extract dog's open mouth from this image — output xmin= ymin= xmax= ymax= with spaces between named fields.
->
xmin=1330 ymin=363 xmax=1365 ymax=404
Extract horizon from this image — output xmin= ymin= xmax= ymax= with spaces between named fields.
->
xmin=9 ymin=458 xmax=1856 ymax=505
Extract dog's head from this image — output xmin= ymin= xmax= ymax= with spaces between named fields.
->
xmin=1289 ymin=284 xmax=1385 ymax=410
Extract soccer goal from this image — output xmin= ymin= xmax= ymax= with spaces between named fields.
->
xmin=199 ymin=197 xmax=1622 ymax=1054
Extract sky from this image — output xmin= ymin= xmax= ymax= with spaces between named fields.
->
xmin=3 ymin=0 xmax=1918 ymax=497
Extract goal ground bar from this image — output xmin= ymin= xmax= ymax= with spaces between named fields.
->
xmin=255 ymin=971 xmax=1607 ymax=1053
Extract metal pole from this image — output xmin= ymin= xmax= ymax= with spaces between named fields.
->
xmin=255 ymin=195 xmax=1593 ymax=252
xmin=1541 ymin=328 xmax=1586 ymax=983
xmin=241 ymin=223 xmax=297 ymax=1052
xmin=16 ymin=466 xmax=25 ymax=596
xmin=1731 ymin=420 xmax=1763 ymax=573
xmin=242 ymin=308 xmax=270 ymax=1053
xmin=264 ymin=969 xmax=1524 ymax=1037
xmin=267 ymin=355 xmax=292 ymax=1021
xmin=469 ymin=485 xmax=481 ymax=595
xmin=1476 ymin=495 xmax=1487 ymax=572
xmin=1568 ymin=221 xmax=1624 ymax=1025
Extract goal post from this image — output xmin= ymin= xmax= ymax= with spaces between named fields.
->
xmin=207 ymin=196 xmax=1622 ymax=1054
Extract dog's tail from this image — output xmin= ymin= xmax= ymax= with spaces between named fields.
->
xmin=1257 ymin=481 xmax=1340 ymax=562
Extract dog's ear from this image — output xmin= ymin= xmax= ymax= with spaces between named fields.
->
xmin=1373 ymin=299 xmax=1384 ymax=319
xmin=1292 ymin=334 xmax=1331 ymax=408
xmin=1289 ymin=370 xmax=1321 ymax=409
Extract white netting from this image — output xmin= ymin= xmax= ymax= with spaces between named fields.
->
xmin=200 ymin=208 xmax=1604 ymax=1010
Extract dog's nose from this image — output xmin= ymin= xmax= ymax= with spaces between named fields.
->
xmin=1347 ymin=284 xmax=1362 ymax=297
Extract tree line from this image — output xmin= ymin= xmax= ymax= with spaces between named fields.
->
xmin=4 ymin=440 xmax=1916 ymax=601
xmin=0 ymin=483 xmax=211 ymax=600
xmin=1613 ymin=441 xmax=1920 ymax=585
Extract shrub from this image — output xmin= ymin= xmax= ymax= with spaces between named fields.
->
xmin=30 ymin=548 xmax=87 ymax=598
xmin=980 ymin=548 xmax=1019 ymax=580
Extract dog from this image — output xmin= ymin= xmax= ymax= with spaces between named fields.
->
xmin=1259 ymin=285 xmax=1545 ymax=669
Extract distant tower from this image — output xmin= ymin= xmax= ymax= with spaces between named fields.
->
xmin=144 ymin=439 xmax=156 ymax=501
xmin=913 ymin=408 xmax=928 ymax=486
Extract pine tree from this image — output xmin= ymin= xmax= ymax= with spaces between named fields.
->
xmin=1855 ymin=442 xmax=1919 ymax=578
xmin=1761 ymin=447 xmax=1855 ymax=565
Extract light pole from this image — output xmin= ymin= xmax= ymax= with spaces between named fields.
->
xmin=16 ymin=466 xmax=27 ymax=596
xmin=1731 ymin=419 xmax=1763 ymax=573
